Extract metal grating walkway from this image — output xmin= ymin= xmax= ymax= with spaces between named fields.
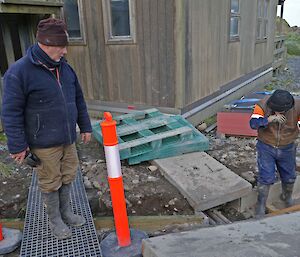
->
xmin=20 ymin=170 xmax=102 ymax=257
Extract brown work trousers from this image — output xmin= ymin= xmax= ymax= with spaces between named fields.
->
xmin=31 ymin=143 xmax=79 ymax=193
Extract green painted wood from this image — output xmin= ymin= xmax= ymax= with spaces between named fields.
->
xmin=128 ymin=137 xmax=209 ymax=165
xmin=92 ymin=109 xmax=209 ymax=164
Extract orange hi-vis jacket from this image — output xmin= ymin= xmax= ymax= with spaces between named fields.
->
xmin=250 ymin=96 xmax=300 ymax=147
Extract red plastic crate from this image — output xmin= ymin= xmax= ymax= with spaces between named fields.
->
xmin=217 ymin=111 xmax=257 ymax=137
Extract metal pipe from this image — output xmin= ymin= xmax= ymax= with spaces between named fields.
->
xmin=213 ymin=210 xmax=232 ymax=224
xmin=206 ymin=211 xmax=225 ymax=225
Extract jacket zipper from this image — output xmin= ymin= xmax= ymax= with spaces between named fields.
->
xmin=42 ymin=65 xmax=73 ymax=144
xmin=34 ymin=114 xmax=40 ymax=140
xmin=276 ymin=123 xmax=281 ymax=147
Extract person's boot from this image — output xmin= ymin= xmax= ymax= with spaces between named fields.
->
xmin=59 ymin=184 xmax=86 ymax=227
xmin=42 ymin=191 xmax=72 ymax=239
xmin=280 ymin=183 xmax=294 ymax=207
xmin=255 ymin=183 xmax=270 ymax=219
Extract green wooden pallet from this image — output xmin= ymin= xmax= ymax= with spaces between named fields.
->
xmin=92 ymin=109 xmax=209 ymax=164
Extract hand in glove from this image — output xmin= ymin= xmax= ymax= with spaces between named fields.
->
xmin=267 ymin=114 xmax=286 ymax=124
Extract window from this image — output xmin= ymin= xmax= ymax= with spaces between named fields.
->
xmin=256 ymin=0 xmax=269 ymax=41
xmin=63 ymin=0 xmax=85 ymax=43
xmin=229 ymin=0 xmax=240 ymax=41
xmin=102 ymin=0 xmax=136 ymax=44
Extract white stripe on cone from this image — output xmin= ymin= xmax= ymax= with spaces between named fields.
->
xmin=104 ymin=145 xmax=122 ymax=178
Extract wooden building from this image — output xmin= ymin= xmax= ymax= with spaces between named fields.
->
xmin=0 ymin=0 xmax=282 ymax=124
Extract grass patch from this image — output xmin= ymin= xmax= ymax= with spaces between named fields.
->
xmin=264 ymin=83 xmax=275 ymax=91
xmin=203 ymin=115 xmax=217 ymax=127
xmin=0 ymin=161 xmax=13 ymax=177
xmin=0 ymin=133 xmax=7 ymax=143
xmin=286 ymin=32 xmax=300 ymax=56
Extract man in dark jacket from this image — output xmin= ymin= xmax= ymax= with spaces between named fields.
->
xmin=1 ymin=18 xmax=92 ymax=239
xmin=250 ymin=89 xmax=300 ymax=218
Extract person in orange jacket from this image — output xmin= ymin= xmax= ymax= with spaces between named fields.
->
xmin=250 ymin=89 xmax=300 ymax=218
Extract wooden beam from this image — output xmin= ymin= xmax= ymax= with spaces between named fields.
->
xmin=174 ymin=0 xmax=185 ymax=109
xmin=267 ymin=204 xmax=300 ymax=217
xmin=0 ymin=22 xmax=15 ymax=66
xmin=0 ymin=215 xmax=205 ymax=232
xmin=1 ymin=0 xmax=63 ymax=7
xmin=0 ymin=4 xmax=61 ymax=14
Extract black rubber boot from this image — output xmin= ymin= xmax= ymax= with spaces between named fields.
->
xmin=42 ymin=192 xmax=72 ymax=240
xmin=59 ymin=184 xmax=86 ymax=227
xmin=255 ymin=183 xmax=270 ymax=219
xmin=280 ymin=183 xmax=294 ymax=207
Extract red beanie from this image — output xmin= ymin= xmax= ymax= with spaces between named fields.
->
xmin=36 ymin=18 xmax=68 ymax=46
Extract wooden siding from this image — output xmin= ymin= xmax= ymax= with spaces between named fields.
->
xmin=181 ymin=0 xmax=277 ymax=106
xmin=67 ymin=0 xmax=176 ymax=108
xmin=67 ymin=0 xmax=277 ymax=110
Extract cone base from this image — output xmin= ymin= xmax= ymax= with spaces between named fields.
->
xmin=0 ymin=228 xmax=22 ymax=255
xmin=100 ymin=229 xmax=148 ymax=257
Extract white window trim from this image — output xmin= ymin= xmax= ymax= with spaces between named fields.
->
xmin=229 ymin=0 xmax=240 ymax=42
xmin=102 ymin=0 xmax=136 ymax=44
xmin=62 ymin=0 xmax=86 ymax=45
xmin=256 ymin=0 xmax=269 ymax=42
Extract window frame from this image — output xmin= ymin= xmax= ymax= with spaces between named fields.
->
xmin=102 ymin=0 xmax=136 ymax=45
xmin=256 ymin=0 xmax=269 ymax=42
xmin=62 ymin=0 xmax=86 ymax=45
xmin=229 ymin=0 xmax=241 ymax=42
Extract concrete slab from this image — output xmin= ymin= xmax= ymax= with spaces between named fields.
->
xmin=142 ymin=212 xmax=300 ymax=257
xmin=154 ymin=152 xmax=252 ymax=211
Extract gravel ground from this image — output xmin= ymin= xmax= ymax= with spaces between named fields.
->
xmin=1 ymin=56 xmax=300 ymax=256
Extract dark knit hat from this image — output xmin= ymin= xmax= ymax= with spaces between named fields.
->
xmin=267 ymin=89 xmax=295 ymax=112
xmin=36 ymin=18 xmax=68 ymax=46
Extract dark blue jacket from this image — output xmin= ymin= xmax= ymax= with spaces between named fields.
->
xmin=1 ymin=44 xmax=92 ymax=154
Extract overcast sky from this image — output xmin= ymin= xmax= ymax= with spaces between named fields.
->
xmin=277 ymin=0 xmax=300 ymax=26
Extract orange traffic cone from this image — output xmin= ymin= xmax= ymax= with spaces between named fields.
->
xmin=99 ymin=112 xmax=148 ymax=257
xmin=0 ymin=223 xmax=3 ymax=241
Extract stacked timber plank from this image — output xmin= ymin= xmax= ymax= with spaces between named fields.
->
xmin=92 ymin=109 xmax=209 ymax=164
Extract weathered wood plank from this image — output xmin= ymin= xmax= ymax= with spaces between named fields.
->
xmin=1 ymin=0 xmax=63 ymax=6
xmin=0 ymin=22 xmax=15 ymax=66
xmin=0 ymin=4 xmax=61 ymax=14
xmin=136 ymin=0 xmax=146 ymax=103
xmin=174 ymin=0 xmax=185 ymax=109
xmin=149 ymin=0 xmax=159 ymax=106
xmin=0 ymin=215 xmax=205 ymax=233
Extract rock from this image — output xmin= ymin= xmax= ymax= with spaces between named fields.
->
xmin=244 ymin=146 xmax=252 ymax=151
xmin=124 ymin=184 xmax=131 ymax=191
xmin=91 ymin=164 xmax=98 ymax=172
xmin=92 ymin=181 xmax=101 ymax=190
xmin=214 ymin=139 xmax=222 ymax=146
xmin=96 ymin=159 xmax=105 ymax=164
xmin=168 ymin=198 xmax=177 ymax=205
xmin=148 ymin=165 xmax=158 ymax=172
xmin=147 ymin=176 xmax=159 ymax=182
xmin=229 ymin=137 xmax=237 ymax=142
xmin=132 ymin=179 xmax=139 ymax=184
xmin=125 ymin=199 xmax=132 ymax=207
xmin=240 ymin=171 xmax=256 ymax=183
xmin=84 ymin=178 xmax=93 ymax=189
xmin=197 ymin=123 xmax=207 ymax=131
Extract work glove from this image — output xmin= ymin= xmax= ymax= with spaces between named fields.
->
xmin=267 ymin=114 xmax=286 ymax=124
